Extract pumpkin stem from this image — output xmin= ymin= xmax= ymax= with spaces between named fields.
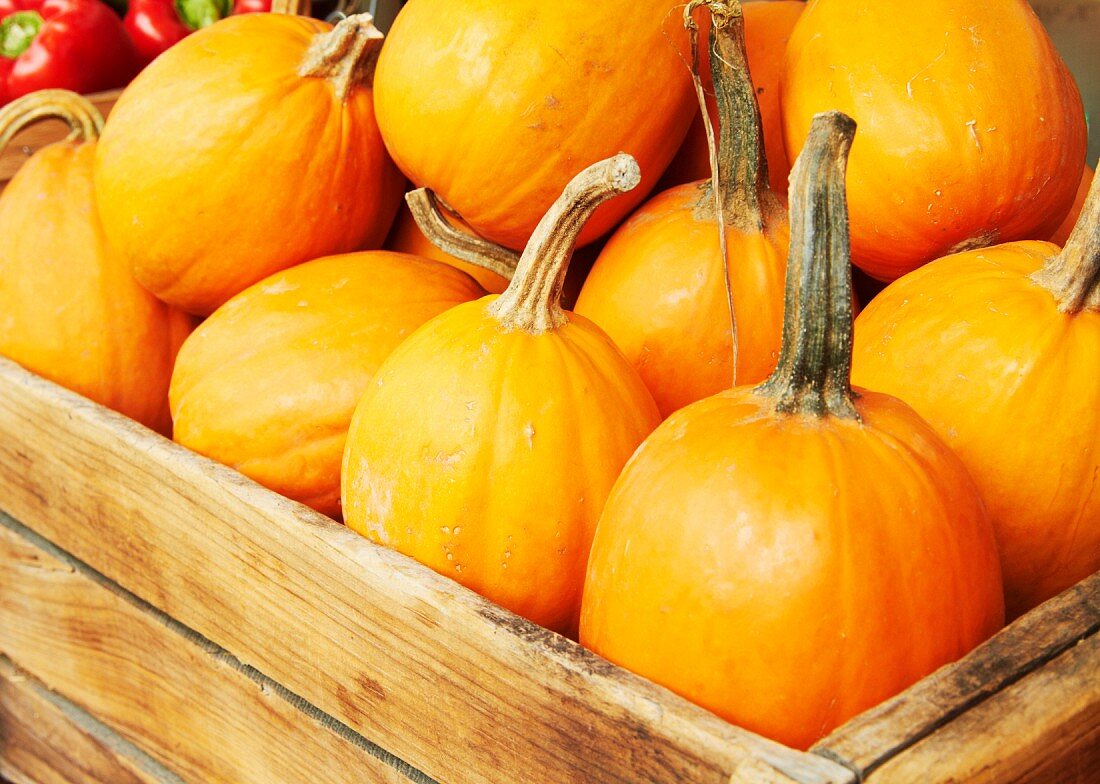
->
xmin=270 ymin=0 xmax=310 ymax=13
xmin=405 ymin=188 xmax=520 ymax=281
xmin=0 ymin=90 xmax=103 ymax=154
xmin=298 ymin=13 xmax=382 ymax=101
xmin=489 ymin=154 xmax=641 ymax=333
xmin=757 ymin=111 xmax=858 ymax=420
xmin=1032 ymin=173 xmax=1100 ymax=314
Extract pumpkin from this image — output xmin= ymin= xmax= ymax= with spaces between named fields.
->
xmin=372 ymin=0 xmax=696 ymax=251
xmin=574 ymin=1 xmax=788 ymax=417
xmin=781 ymin=0 xmax=1087 ymax=281
xmin=94 ymin=13 xmax=404 ymax=316
xmin=1049 ymin=166 xmax=1094 ymax=247
xmin=661 ymin=0 xmax=803 ymax=197
xmin=170 ymin=251 xmax=485 ymax=518
xmin=579 ymin=112 xmax=1004 ymax=750
xmin=0 ymin=91 xmax=193 ymax=434
xmin=389 ymin=191 xmax=517 ymax=294
xmin=851 ymin=171 xmax=1100 ymax=619
xmin=342 ymin=155 xmax=661 ymax=635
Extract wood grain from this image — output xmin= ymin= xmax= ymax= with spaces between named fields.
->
xmin=0 ymin=658 xmax=170 ymax=784
xmin=0 ymin=90 xmax=120 ymax=185
xmin=867 ymin=632 xmax=1100 ymax=784
xmin=0 ymin=519 xmax=419 ymax=784
xmin=0 ymin=358 xmax=853 ymax=784
xmin=813 ymin=570 xmax=1100 ymax=777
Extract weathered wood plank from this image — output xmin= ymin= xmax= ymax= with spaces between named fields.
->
xmin=0 ymin=90 xmax=120 ymax=186
xmin=867 ymin=632 xmax=1100 ymax=784
xmin=0 ymin=358 xmax=852 ymax=784
xmin=813 ymin=570 xmax=1100 ymax=777
xmin=0 ymin=518 xmax=422 ymax=784
xmin=0 ymin=658 xmax=171 ymax=784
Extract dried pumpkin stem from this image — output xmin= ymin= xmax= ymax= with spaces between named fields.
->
xmin=0 ymin=89 xmax=103 ymax=155
xmin=757 ymin=111 xmax=858 ymax=420
xmin=270 ymin=0 xmax=311 ymax=14
xmin=489 ymin=154 xmax=641 ymax=333
xmin=298 ymin=13 xmax=382 ymax=101
xmin=405 ymin=188 xmax=520 ymax=281
xmin=1032 ymin=174 xmax=1100 ymax=314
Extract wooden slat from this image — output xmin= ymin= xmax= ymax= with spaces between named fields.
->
xmin=813 ymin=570 xmax=1100 ymax=777
xmin=0 ymin=358 xmax=853 ymax=784
xmin=0 ymin=90 xmax=121 ymax=186
xmin=0 ymin=518 xmax=418 ymax=784
xmin=0 ymin=658 xmax=171 ymax=784
xmin=867 ymin=633 xmax=1100 ymax=783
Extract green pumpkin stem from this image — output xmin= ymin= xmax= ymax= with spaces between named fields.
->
xmin=710 ymin=1 xmax=769 ymax=229
xmin=0 ymin=90 xmax=104 ymax=153
xmin=1032 ymin=174 xmax=1100 ymax=314
xmin=405 ymin=188 xmax=520 ymax=281
xmin=757 ymin=111 xmax=858 ymax=419
xmin=489 ymin=154 xmax=641 ymax=333
xmin=298 ymin=13 xmax=383 ymax=101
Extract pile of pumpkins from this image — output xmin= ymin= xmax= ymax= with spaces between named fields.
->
xmin=0 ymin=0 xmax=1095 ymax=751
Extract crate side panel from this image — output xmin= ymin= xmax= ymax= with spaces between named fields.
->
xmin=867 ymin=633 xmax=1100 ymax=784
xmin=0 ymin=658 xmax=169 ymax=784
xmin=0 ymin=519 xmax=419 ymax=784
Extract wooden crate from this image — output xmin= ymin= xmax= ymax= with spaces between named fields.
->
xmin=0 ymin=361 xmax=1097 ymax=784
xmin=1 ymin=73 xmax=1098 ymax=783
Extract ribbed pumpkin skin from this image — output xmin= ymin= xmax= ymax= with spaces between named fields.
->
xmin=781 ymin=0 xmax=1086 ymax=281
xmin=94 ymin=14 xmax=404 ymax=316
xmin=851 ymin=242 xmax=1100 ymax=618
xmin=0 ymin=142 xmax=192 ymax=433
xmin=385 ymin=206 xmax=510 ymax=294
xmin=580 ymin=388 xmax=1004 ymax=749
xmin=342 ymin=300 xmax=660 ymax=634
xmin=575 ymin=185 xmax=788 ymax=416
xmin=663 ymin=0 xmax=803 ymax=196
xmin=171 ymin=252 xmax=484 ymax=518
xmin=373 ymin=0 xmax=696 ymax=251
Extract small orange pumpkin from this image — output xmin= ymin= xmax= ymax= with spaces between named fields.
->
xmin=94 ymin=13 xmax=404 ymax=315
xmin=0 ymin=91 xmax=192 ymax=434
xmin=575 ymin=1 xmax=788 ymax=417
xmin=170 ymin=251 xmax=485 ymax=518
xmin=662 ymin=0 xmax=803 ymax=197
xmin=580 ymin=112 xmax=1004 ymax=750
xmin=782 ymin=0 xmax=1087 ymax=281
xmin=852 ymin=171 xmax=1100 ymax=619
xmin=342 ymin=155 xmax=661 ymax=635
xmin=1049 ymin=166 xmax=1094 ymax=247
xmin=373 ymin=0 xmax=696 ymax=250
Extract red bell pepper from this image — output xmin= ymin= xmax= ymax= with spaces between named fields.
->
xmin=124 ymin=0 xmax=267 ymax=68
xmin=0 ymin=0 xmax=140 ymax=103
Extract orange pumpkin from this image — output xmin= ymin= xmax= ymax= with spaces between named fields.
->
xmin=782 ymin=0 xmax=1087 ymax=281
xmin=94 ymin=13 xmax=404 ymax=316
xmin=851 ymin=172 xmax=1100 ymax=619
xmin=662 ymin=0 xmax=803 ymax=197
xmin=575 ymin=2 xmax=788 ymax=417
xmin=170 ymin=251 xmax=485 ymax=518
xmin=342 ymin=155 xmax=661 ymax=635
xmin=1049 ymin=166 xmax=1094 ymax=247
xmin=580 ymin=112 xmax=1004 ymax=750
xmin=0 ymin=91 xmax=192 ymax=434
xmin=385 ymin=203 xmax=512 ymax=294
xmin=373 ymin=0 xmax=696 ymax=251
